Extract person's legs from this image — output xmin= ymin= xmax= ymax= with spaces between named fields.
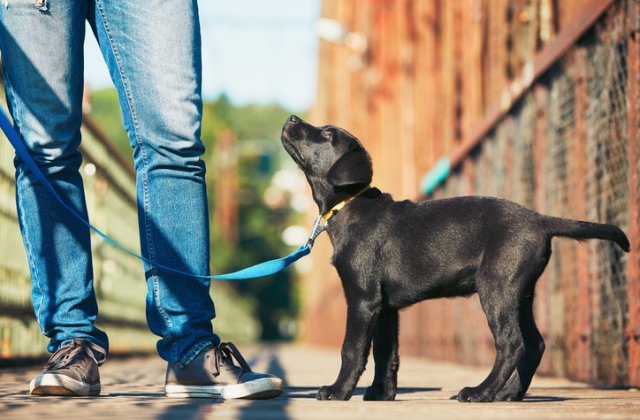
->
xmin=88 ymin=0 xmax=217 ymax=365
xmin=0 ymin=0 xmax=109 ymax=354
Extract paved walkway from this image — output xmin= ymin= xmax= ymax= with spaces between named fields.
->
xmin=1 ymin=344 xmax=639 ymax=419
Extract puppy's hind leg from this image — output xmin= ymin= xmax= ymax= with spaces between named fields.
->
xmin=457 ymin=284 xmax=525 ymax=402
xmin=364 ymin=307 xmax=399 ymax=401
xmin=494 ymin=295 xmax=545 ymax=401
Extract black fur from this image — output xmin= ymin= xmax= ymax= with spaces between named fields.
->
xmin=280 ymin=115 xmax=630 ymax=402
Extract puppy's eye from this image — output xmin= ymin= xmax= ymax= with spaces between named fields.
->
xmin=321 ymin=130 xmax=333 ymax=141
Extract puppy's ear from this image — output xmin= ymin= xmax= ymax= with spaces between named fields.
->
xmin=326 ymin=145 xmax=373 ymax=187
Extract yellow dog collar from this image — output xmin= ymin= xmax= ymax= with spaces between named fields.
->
xmin=322 ymin=186 xmax=371 ymax=221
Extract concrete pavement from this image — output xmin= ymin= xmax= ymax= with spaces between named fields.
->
xmin=1 ymin=344 xmax=639 ymax=419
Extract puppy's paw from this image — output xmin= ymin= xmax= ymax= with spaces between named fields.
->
xmin=494 ymin=374 xmax=526 ymax=401
xmin=494 ymin=386 xmax=525 ymax=402
xmin=456 ymin=386 xmax=495 ymax=403
xmin=364 ymin=383 xmax=396 ymax=401
xmin=316 ymin=385 xmax=352 ymax=401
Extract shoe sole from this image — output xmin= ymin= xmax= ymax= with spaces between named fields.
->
xmin=30 ymin=374 xmax=101 ymax=396
xmin=165 ymin=377 xmax=283 ymax=399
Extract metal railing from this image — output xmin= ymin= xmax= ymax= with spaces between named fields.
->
xmin=0 ymin=101 xmax=260 ymax=360
xmin=0 ymin=104 xmax=158 ymax=358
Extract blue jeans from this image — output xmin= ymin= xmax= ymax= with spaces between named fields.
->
xmin=0 ymin=0 xmax=219 ymax=367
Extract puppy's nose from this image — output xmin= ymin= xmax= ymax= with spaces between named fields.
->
xmin=288 ymin=115 xmax=300 ymax=124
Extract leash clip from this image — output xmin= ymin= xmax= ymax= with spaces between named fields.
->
xmin=305 ymin=215 xmax=326 ymax=249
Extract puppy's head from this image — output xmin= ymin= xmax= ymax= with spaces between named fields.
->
xmin=281 ymin=115 xmax=373 ymax=216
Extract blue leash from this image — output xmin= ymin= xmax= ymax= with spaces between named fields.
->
xmin=0 ymin=107 xmax=320 ymax=280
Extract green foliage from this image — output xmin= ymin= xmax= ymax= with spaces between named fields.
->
xmin=204 ymin=95 xmax=307 ymax=341
xmin=88 ymin=88 xmax=307 ymax=341
xmin=88 ymin=89 xmax=132 ymax=164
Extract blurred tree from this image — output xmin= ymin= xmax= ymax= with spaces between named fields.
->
xmin=88 ymin=88 xmax=131 ymax=163
xmin=205 ymin=96 xmax=307 ymax=340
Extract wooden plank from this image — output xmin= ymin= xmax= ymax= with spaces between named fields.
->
xmin=571 ymin=46 xmax=593 ymax=381
xmin=460 ymin=0 xmax=486 ymax=139
xmin=398 ymin=0 xmax=417 ymax=198
xmin=533 ymin=83 xmax=552 ymax=374
xmin=439 ymin=0 xmax=456 ymax=157
xmin=415 ymin=0 xmax=440 ymax=170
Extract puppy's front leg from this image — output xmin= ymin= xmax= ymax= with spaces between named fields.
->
xmin=317 ymin=303 xmax=381 ymax=401
xmin=364 ymin=307 xmax=399 ymax=401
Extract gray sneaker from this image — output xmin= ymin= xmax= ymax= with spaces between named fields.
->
xmin=30 ymin=338 xmax=106 ymax=396
xmin=165 ymin=342 xmax=284 ymax=399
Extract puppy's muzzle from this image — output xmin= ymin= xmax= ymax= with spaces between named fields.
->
xmin=281 ymin=115 xmax=306 ymax=162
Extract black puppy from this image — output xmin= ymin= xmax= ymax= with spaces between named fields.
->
xmin=280 ymin=115 xmax=630 ymax=402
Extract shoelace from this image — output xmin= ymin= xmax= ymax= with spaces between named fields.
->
xmin=45 ymin=339 xmax=107 ymax=370
xmin=212 ymin=342 xmax=252 ymax=375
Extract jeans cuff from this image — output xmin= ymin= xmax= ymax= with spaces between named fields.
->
xmin=175 ymin=338 xmax=220 ymax=369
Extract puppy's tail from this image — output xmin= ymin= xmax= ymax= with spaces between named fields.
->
xmin=542 ymin=216 xmax=630 ymax=252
